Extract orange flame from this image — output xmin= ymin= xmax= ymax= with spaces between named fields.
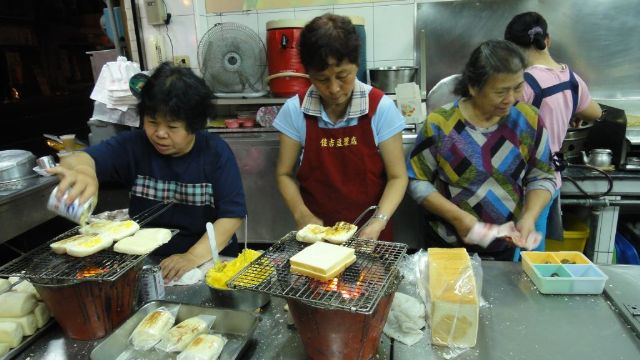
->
xmin=76 ymin=266 xmax=109 ymax=279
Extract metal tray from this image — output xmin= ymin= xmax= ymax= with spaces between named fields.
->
xmin=0 ymin=319 xmax=54 ymax=360
xmin=90 ymin=301 xmax=259 ymax=360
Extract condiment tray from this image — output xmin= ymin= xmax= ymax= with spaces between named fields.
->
xmin=90 ymin=301 xmax=258 ymax=360
xmin=521 ymin=251 xmax=608 ymax=295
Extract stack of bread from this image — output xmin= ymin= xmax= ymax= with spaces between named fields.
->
xmin=296 ymin=221 xmax=358 ymax=244
xmin=0 ymin=278 xmax=51 ymax=356
xmin=427 ymin=248 xmax=479 ymax=347
xmin=127 ymin=308 xmax=225 ymax=359
xmin=289 ymin=241 xmax=356 ymax=281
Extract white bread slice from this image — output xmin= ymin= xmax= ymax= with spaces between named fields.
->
xmin=33 ymin=302 xmax=50 ymax=328
xmin=296 ymin=224 xmax=329 ymax=243
xmin=323 ymin=222 xmax=358 ymax=244
xmin=290 ymin=242 xmax=356 ymax=281
xmin=177 ymin=334 xmax=225 ymax=360
xmin=65 ymin=235 xmax=113 ymax=257
xmin=428 ymin=248 xmax=479 ymax=348
xmin=50 ymin=234 xmax=88 ymax=254
xmin=0 ymin=314 xmax=37 ymax=336
xmin=157 ymin=316 xmax=209 ymax=352
xmin=0 ymin=292 xmax=37 ymax=317
xmin=114 ymin=228 xmax=172 ymax=255
xmin=0 ymin=321 xmax=22 ymax=348
xmin=9 ymin=278 xmax=41 ymax=300
xmin=79 ymin=220 xmax=113 ymax=235
xmin=0 ymin=342 xmax=8 ymax=356
xmin=99 ymin=220 xmax=140 ymax=242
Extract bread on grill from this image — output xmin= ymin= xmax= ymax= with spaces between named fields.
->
xmin=296 ymin=224 xmax=329 ymax=243
xmin=114 ymin=228 xmax=172 ymax=255
xmin=289 ymin=242 xmax=356 ymax=281
xmin=323 ymin=221 xmax=358 ymax=244
xmin=65 ymin=235 xmax=113 ymax=257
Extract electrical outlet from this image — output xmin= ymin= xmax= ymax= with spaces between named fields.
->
xmin=174 ymin=56 xmax=190 ymax=67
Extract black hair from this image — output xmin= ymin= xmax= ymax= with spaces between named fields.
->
xmin=504 ymin=11 xmax=548 ymax=51
xmin=138 ymin=62 xmax=212 ymax=133
xmin=454 ymin=40 xmax=526 ymax=98
xmin=299 ymin=13 xmax=360 ymax=73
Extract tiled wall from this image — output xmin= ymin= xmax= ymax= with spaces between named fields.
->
xmin=131 ymin=0 xmax=418 ymax=77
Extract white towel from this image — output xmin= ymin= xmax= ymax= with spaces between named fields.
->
xmin=383 ymin=292 xmax=426 ymax=346
xmin=164 ymin=268 xmax=203 ymax=287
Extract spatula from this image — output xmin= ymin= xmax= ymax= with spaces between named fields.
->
xmin=206 ymin=222 xmax=219 ymax=265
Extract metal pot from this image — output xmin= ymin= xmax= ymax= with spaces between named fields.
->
xmin=0 ymin=150 xmax=36 ymax=183
xmin=582 ymin=148 xmax=613 ymax=167
xmin=560 ymin=124 xmax=593 ymax=164
xmin=208 ymin=286 xmax=270 ymax=310
xmin=369 ymin=66 xmax=418 ymax=94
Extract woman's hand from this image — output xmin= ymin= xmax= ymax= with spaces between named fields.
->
xmin=358 ymin=219 xmax=386 ymax=240
xmin=452 ymin=211 xmax=478 ymax=241
xmin=160 ymin=253 xmax=200 ymax=283
xmin=294 ymin=211 xmax=323 ymax=229
xmin=47 ymin=165 xmax=98 ymax=204
xmin=515 ymin=216 xmax=537 ymax=248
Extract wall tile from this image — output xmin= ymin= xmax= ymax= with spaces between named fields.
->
xmin=334 ymin=0 xmax=373 ymax=8
xmin=372 ymin=3 xmax=414 ymax=62
xmin=165 ymin=15 xmax=199 ymax=67
xmin=373 ymin=59 xmax=415 ymax=68
xmin=193 ymin=0 xmax=207 ymax=15
xmin=206 ymin=14 xmax=222 ymax=28
xmin=195 ymin=15 xmax=208 ymax=42
xmin=220 ymin=12 xmax=260 ymax=38
xmin=294 ymin=7 xmax=333 ymax=23
xmin=163 ymin=0 xmax=194 ymax=16
xmin=333 ymin=6 xmax=374 ymax=72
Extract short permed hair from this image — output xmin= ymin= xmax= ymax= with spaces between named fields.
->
xmin=454 ymin=40 xmax=526 ymax=98
xmin=138 ymin=62 xmax=212 ymax=133
xmin=299 ymin=13 xmax=360 ymax=73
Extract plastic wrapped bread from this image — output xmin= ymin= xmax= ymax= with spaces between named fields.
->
xmin=427 ymin=248 xmax=479 ymax=347
xmin=0 ymin=321 xmax=23 ymax=348
xmin=0 ymin=342 xmax=9 ymax=356
xmin=9 ymin=278 xmax=41 ymax=300
xmin=0 ymin=314 xmax=37 ymax=336
xmin=0 ymin=279 xmax=9 ymax=293
xmin=177 ymin=334 xmax=226 ymax=360
xmin=33 ymin=302 xmax=50 ymax=328
xmin=155 ymin=315 xmax=215 ymax=352
xmin=0 ymin=292 xmax=37 ymax=317
xmin=129 ymin=307 xmax=176 ymax=351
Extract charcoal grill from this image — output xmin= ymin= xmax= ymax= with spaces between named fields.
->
xmin=0 ymin=201 xmax=175 ymax=284
xmin=227 ymin=232 xmax=407 ymax=314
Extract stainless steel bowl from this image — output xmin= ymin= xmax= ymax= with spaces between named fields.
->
xmin=0 ymin=150 xmax=36 ymax=183
xmin=369 ymin=66 xmax=418 ymax=94
xmin=208 ymin=286 xmax=270 ymax=311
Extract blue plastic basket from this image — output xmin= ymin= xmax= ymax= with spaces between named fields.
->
xmin=614 ymin=233 xmax=640 ymax=265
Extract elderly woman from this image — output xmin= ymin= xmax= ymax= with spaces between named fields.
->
xmin=505 ymin=12 xmax=602 ymax=250
xmin=49 ymin=63 xmax=247 ymax=281
xmin=408 ymin=40 xmax=556 ymax=260
xmin=274 ymin=14 xmax=407 ymax=241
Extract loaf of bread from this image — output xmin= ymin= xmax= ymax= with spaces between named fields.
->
xmin=130 ymin=308 xmax=176 ymax=351
xmin=323 ymin=222 xmax=358 ymax=244
xmin=156 ymin=316 xmax=209 ymax=352
xmin=50 ymin=234 xmax=88 ymax=254
xmin=427 ymin=248 xmax=479 ymax=347
xmin=0 ymin=292 xmax=37 ymax=317
xmin=177 ymin=334 xmax=226 ymax=360
xmin=290 ymin=242 xmax=356 ymax=281
xmin=114 ymin=228 xmax=172 ymax=255
xmin=0 ymin=314 xmax=37 ymax=336
xmin=9 ymin=278 xmax=40 ymax=300
xmin=0 ymin=279 xmax=9 ymax=293
xmin=0 ymin=342 xmax=9 ymax=356
xmin=100 ymin=220 xmax=140 ymax=241
xmin=296 ymin=224 xmax=329 ymax=243
xmin=0 ymin=321 xmax=23 ymax=348
xmin=65 ymin=235 xmax=113 ymax=257
xmin=33 ymin=302 xmax=50 ymax=328
xmin=79 ymin=220 xmax=112 ymax=235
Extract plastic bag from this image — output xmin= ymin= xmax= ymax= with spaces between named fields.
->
xmin=155 ymin=315 xmax=216 ymax=353
xmin=129 ymin=305 xmax=178 ymax=351
xmin=415 ymin=248 xmax=484 ymax=358
xmin=177 ymin=334 xmax=227 ymax=360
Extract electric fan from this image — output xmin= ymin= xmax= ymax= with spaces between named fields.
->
xmin=198 ymin=22 xmax=268 ymax=98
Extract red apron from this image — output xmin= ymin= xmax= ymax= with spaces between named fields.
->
xmin=296 ymin=88 xmax=393 ymax=241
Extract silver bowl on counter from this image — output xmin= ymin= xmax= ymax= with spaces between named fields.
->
xmin=0 ymin=149 xmax=36 ymax=183
xmin=208 ymin=286 xmax=270 ymax=310
xmin=369 ymin=66 xmax=418 ymax=94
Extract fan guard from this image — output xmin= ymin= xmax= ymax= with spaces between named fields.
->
xmin=198 ymin=22 xmax=267 ymax=97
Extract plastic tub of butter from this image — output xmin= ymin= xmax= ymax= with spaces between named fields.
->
xmin=206 ymin=249 xmax=270 ymax=310
xmin=521 ymin=251 xmax=608 ymax=294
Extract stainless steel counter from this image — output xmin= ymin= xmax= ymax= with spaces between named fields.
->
xmin=12 ymin=261 xmax=640 ymax=360
xmin=0 ymin=176 xmax=57 ymax=244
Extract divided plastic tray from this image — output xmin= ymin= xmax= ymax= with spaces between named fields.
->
xmin=521 ymin=251 xmax=608 ymax=295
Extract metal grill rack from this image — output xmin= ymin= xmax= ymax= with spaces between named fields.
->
xmin=227 ymin=232 xmax=407 ymax=314
xmin=0 ymin=202 xmax=175 ymax=284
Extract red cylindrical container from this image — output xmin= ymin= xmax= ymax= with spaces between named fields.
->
xmin=266 ymin=19 xmax=310 ymax=97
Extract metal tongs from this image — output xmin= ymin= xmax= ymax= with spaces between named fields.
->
xmin=352 ymin=205 xmax=378 ymax=238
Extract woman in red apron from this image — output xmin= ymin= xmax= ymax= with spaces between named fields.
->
xmin=273 ymin=14 xmax=408 ymax=241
